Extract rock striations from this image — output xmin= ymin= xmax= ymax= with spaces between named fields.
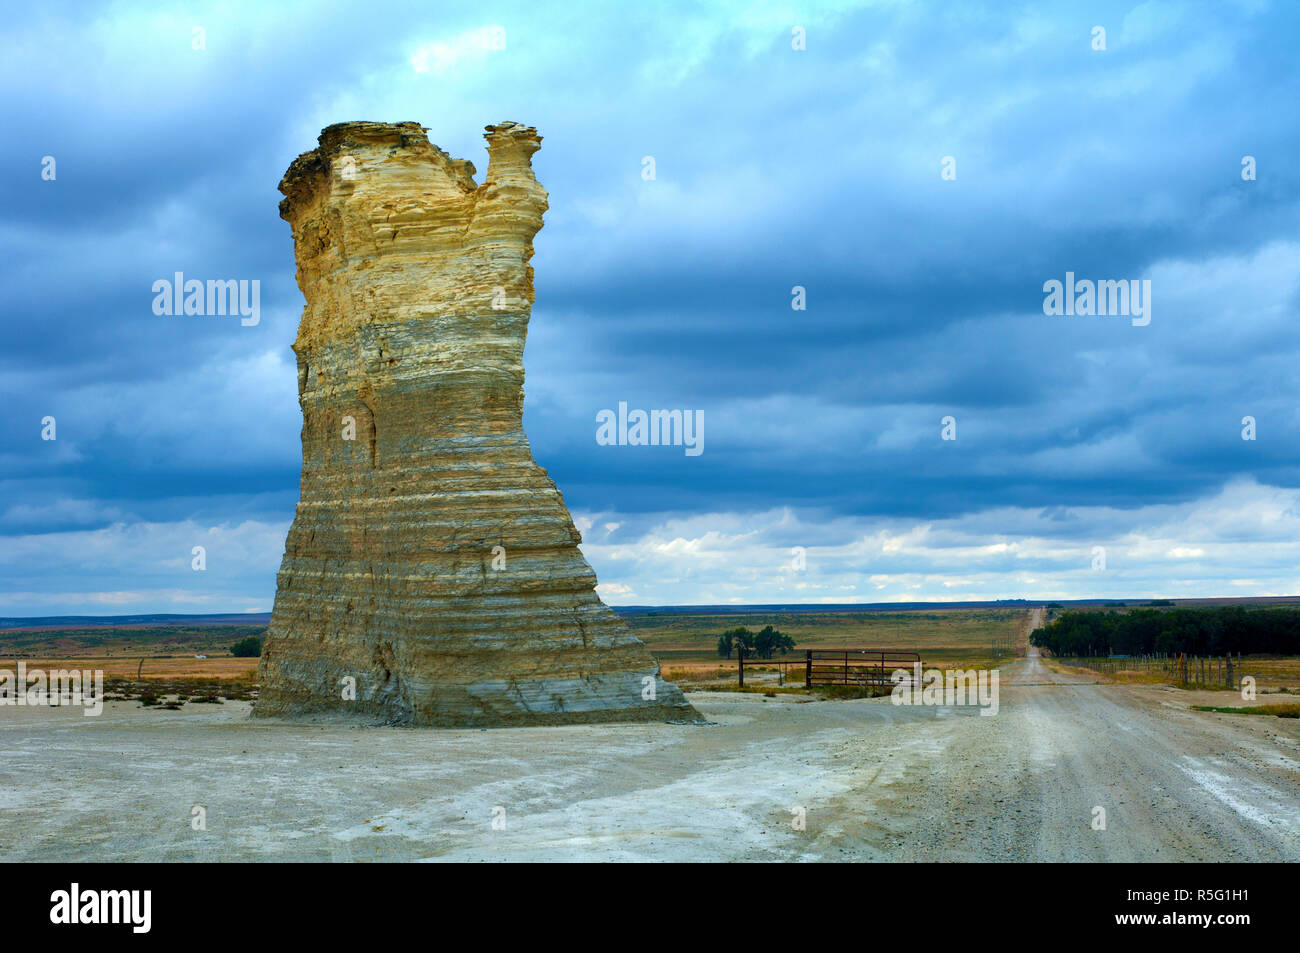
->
xmin=255 ymin=121 xmax=698 ymax=726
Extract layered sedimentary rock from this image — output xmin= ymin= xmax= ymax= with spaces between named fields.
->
xmin=255 ymin=121 xmax=698 ymax=726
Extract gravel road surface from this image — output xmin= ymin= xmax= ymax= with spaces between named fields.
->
xmin=4 ymin=611 xmax=1297 ymax=861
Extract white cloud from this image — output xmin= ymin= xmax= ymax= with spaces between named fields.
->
xmin=410 ymin=26 xmax=506 ymax=75
xmin=575 ymin=478 xmax=1300 ymax=604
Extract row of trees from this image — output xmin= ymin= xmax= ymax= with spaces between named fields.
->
xmin=716 ymin=625 xmax=796 ymax=659
xmin=1031 ymin=606 xmax=1300 ymax=657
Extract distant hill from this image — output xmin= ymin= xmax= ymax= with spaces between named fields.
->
xmin=3 ymin=596 xmax=1297 ymax=632
xmin=0 ymin=613 xmax=272 ymax=631
xmin=609 ymin=597 xmax=1298 ymax=615
xmin=610 ymin=601 xmax=1032 ymax=615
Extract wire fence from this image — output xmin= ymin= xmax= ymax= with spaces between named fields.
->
xmin=1056 ymin=652 xmax=1244 ymax=689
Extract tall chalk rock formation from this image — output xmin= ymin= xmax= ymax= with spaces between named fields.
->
xmin=255 ymin=121 xmax=698 ymax=726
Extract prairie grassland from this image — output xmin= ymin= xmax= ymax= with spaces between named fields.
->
xmin=6 ymin=655 xmax=257 ymax=681
xmin=0 ymin=655 xmax=259 ymax=708
xmin=635 ymin=608 xmax=1032 ymax=688
xmin=0 ymin=625 xmax=261 ymax=699
xmin=0 ymin=624 xmax=264 ymax=657
xmin=1046 ymin=655 xmax=1300 ymax=693
xmin=2 ymin=611 xmax=1032 ymax=693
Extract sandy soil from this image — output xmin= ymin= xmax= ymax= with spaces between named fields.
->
xmin=3 ymin=630 xmax=1298 ymax=861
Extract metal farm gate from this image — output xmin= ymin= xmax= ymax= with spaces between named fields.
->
xmin=804 ymin=649 xmax=921 ymax=687
xmin=736 ymin=646 xmax=921 ymax=687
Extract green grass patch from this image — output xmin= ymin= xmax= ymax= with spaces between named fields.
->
xmin=1192 ymin=703 xmax=1300 ymax=718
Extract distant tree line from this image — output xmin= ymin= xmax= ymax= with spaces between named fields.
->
xmin=716 ymin=626 xmax=796 ymax=659
xmin=1031 ymin=607 xmax=1300 ymax=657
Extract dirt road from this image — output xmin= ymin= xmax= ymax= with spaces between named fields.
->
xmin=3 ymin=609 xmax=1298 ymax=861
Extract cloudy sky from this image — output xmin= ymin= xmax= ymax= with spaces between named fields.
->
xmin=3 ymin=0 xmax=1299 ymax=614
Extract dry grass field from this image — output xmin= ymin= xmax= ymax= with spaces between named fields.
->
xmin=13 ymin=656 xmax=257 ymax=681
xmin=2 ymin=609 xmax=1031 ymax=696
xmin=1048 ymin=655 xmax=1300 ymax=694
xmin=12 ymin=608 xmax=1297 ymax=699
xmin=629 ymin=608 xmax=1032 ymax=688
xmin=0 ymin=624 xmax=264 ymax=658
xmin=2 ymin=628 xmax=261 ymax=707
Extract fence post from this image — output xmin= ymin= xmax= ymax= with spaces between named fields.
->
xmin=805 ymin=649 xmax=811 ymax=689
xmin=738 ymin=644 xmax=744 ymax=688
